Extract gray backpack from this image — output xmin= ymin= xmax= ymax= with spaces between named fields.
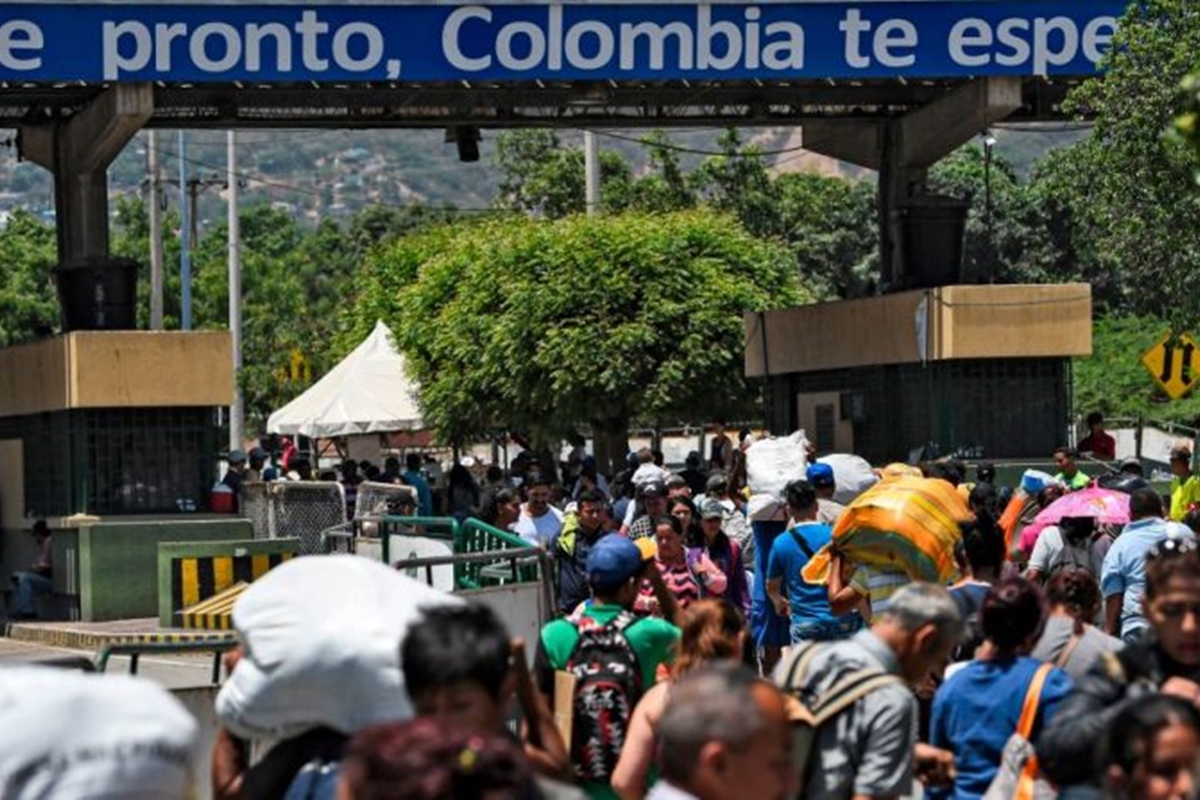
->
xmin=777 ymin=641 xmax=903 ymax=785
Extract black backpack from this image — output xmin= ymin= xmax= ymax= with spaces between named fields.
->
xmin=565 ymin=610 xmax=644 ymax=783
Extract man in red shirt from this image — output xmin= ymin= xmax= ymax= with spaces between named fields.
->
xmin=1077 ymin=411 xmax=1116 ymax=461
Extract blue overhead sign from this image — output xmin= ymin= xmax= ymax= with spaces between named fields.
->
xmin=0 ymin=2 xmax=1124 ymax=83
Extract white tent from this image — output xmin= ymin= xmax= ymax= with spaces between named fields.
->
xmin=267 ymin=320 xmax=424 ymax=438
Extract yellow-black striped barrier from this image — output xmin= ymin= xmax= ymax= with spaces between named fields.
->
xmin=180 ymin=582 xmax=249 ymax=630
xmin=170 ymin=551 xmax=292 ymax=629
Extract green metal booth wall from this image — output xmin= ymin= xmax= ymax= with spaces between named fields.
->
xmin=79 ymin=519 xmax=254 ymax=621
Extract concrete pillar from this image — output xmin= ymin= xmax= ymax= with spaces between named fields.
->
xmin=19 ymin=84 xmax=154 ymax=263
xmin=801 ymin=77 xmax=1022 ymax=290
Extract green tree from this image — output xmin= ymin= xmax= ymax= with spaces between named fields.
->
xmin=774 ymin=172 xmax=877 ymax=298
xmin=690 ymin=129 xmax=781 ymax=238
xmin=620 ymin=131 xmax=697 ymax=214
xmin=1054 ymin=0 xmax=1200 ymax=331
xmin=926 ymin=145 xmax=1066 ymax=286
xmin=0 ymin=210 xmax=58 ymax=346
xmin=344 ymin=210 xmax=809 ymax=472
xmin=492 ymin=130 xmax=631 ymax=217
xmin=1075 ymin=314 xmax=1200 ymax=425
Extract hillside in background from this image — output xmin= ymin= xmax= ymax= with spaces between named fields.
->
xmin=0 ymin=124 xmax=1083 ymax=233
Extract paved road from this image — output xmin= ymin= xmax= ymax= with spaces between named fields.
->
xmin=0 ymin=637 xmax=219 ymax=689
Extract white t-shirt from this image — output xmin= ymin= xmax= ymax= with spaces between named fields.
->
xmin=631 ymin=463 xmax=670 ymax=487
xmin=514 ymin=505 xmax=564 ymax=546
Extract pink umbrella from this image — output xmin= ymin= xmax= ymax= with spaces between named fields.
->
xmin=1019 ymin=487 xmax=1131 ymax=554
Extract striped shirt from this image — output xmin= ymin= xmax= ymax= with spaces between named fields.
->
xmin=849 ymin=565 xmax=910 ymax=622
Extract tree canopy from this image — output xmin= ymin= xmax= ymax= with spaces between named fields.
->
xmin=1051 ymin=0 xmax=1200 ymax=332
xmin=342 ymin=209 xmax=808 ymax=471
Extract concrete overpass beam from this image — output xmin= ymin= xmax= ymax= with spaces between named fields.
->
xmin=802 ymin=79 xmax=1022 ymax=290
xmin=899 ymin=77 xmax=1023 ymax=168
xmin=800 ymin=120 xmax=881 ymax=170
xmin=18 ymin=84 xmax=153 ymax=263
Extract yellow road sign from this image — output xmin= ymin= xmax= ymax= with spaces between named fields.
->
xmin=1142 ymin=332 xmax=1200 ymax=400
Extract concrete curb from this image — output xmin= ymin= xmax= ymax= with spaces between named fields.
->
xmin=5 ymin=622 xmax=235 ymax=651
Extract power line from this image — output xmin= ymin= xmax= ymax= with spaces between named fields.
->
xmin=156 ymin=145 xmax=326 ymax=198
xmin=156 ymin=146 xmax=505 ymax=214
xmin=584 ymin=127 xmax=810 ymax=157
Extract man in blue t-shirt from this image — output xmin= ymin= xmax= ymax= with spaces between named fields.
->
xmin=766 ymin=480 xmax=864 ymax=643
xmin=401 ymin=453 xmax=434 ymax=517
xmin=1101 ymin=487 xmax=1195 ymax=641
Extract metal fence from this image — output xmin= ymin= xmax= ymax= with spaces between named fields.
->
xmin=241 ymin=481 xmax=346 ymax=555
xmin=355 ymin=481 xmax=418 ymax=519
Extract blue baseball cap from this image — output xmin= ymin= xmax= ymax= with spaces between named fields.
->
xmin=807 ymin=462 xmax=835 ymax=489
xmin=587 ymin=534 xmax=643 ymax=592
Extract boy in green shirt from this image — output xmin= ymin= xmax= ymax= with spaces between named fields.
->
xmin=535 ymin=534 xmax=681 ymax=800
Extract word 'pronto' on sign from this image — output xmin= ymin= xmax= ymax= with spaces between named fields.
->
xmin=0 ymin=1 xmax=1125 ymax=83
xmin=1141 ymin=332 xmax=1200 ymax=401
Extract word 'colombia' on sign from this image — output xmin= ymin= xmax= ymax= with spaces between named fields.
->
xmin=0 ymin=1 xmax=1125 ymax=83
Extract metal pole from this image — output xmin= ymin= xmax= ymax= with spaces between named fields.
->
xmin=583 ymin=130 xmax=600 ymax=216
xmin=228 ymin=130 xmax=244 ymax=453
xmin=147 ymin=130 xmax=164 ymax=330
xmin=179 ymin=130 xmax=191 ymax=330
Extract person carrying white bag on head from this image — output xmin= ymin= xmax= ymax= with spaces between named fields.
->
xmin=744 ymin=430 xmax=810 ymax=500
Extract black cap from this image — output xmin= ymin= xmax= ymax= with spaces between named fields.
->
xmin=638 ymin=481 xmax=666 ymax=499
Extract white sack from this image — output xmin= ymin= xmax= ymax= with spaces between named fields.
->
xmin=745 ymin=430 xmax=810 ymax=499
xmin=0 ymin=666 xmax=200 ymax=799
xmin=817 ymin=454 xmax=880 ymax=505
xmin=747 ymin=493 xmax=788 ymax=522
xmin=215 ymin=554 xmax=460 ymax=741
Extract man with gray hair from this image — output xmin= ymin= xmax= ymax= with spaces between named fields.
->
xmin=650 ymin=663 xmax=796 ymax=800
xmin=775 ymin=582 xmax=962 ymax=799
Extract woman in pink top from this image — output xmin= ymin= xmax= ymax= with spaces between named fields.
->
xmin=635 ymin=515 xmax=727 ymax=616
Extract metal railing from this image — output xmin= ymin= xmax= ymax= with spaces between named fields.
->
xmin=94 ymin=639 xmax=238 ymax=685
xmin=391 ymin=546 xmax=556 ymax=627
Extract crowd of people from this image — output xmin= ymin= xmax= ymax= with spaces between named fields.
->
xmin=8 ymin=421 xmax=1200 ymax=800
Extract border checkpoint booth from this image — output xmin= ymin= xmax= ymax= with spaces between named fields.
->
xmin=746 ymin=284 xmax=1094 ymax=463
xmin=0 ymin=330 xmax=241 ymax=622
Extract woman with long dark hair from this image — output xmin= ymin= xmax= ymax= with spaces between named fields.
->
xmin=611 ymin=600 xmax=746 ymax=800
xmin=930 ymin=577 xmax=1074 ymax=799
xmin=1031 ymin=569 xmax=1122 ymax=681
xmin=633 ymin=515 xmax=727 ymax=616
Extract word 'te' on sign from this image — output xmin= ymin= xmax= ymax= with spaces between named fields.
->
xmin=1141 ymin=332 xmax=1200 ymax=401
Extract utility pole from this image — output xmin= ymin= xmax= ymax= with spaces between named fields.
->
xmin=983 ymin=132 xmax=997 ymax=284
xmin=179 ymin=130 xmax=191 ymax=330
xmin=228 ymin=130 xmax=243 ymax=454
xmin=583 ymin=131 xmax=600 ymax=216
xmin=147 ymin=130 xmax=164 ymax=330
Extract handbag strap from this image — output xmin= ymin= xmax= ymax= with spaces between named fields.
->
xmin=1016 ymin=663 xmax=1054 ymax=739
xmin=1055 ymin=632 xmax=1084 ymax=670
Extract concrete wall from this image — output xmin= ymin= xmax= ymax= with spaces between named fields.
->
xmin=0 ymin=331 xmax=232 ymax=418
xmin=746 ymin=283 xmax=1093 ymax=377
xmin=745 ymin=292 xmax=925 ymax=376
xmin=78 ymin=519 xmax=254 ymax=621
xmin=934 ymin=285 xmax=1092 ymax=360
xmin=0 ymin=337 xmax=70 ymax=416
